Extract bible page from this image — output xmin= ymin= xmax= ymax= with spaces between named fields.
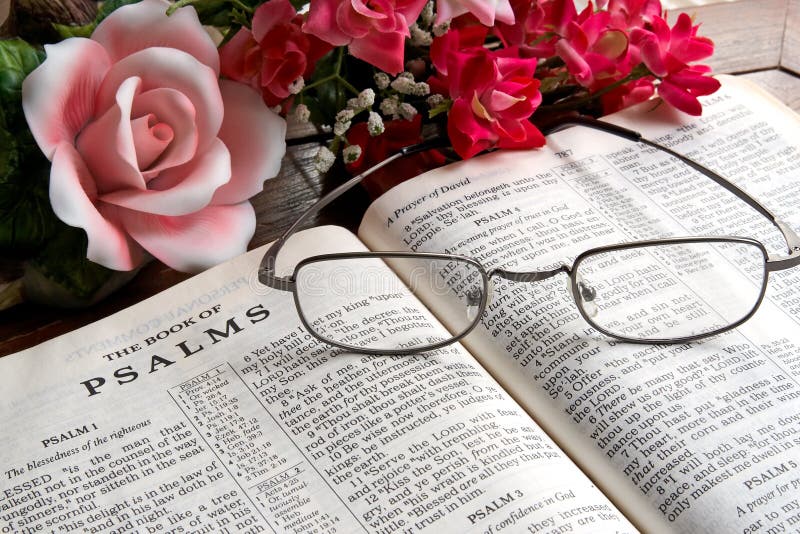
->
xmin=0 ymin=226 xmax=635 ymax=533
xmin=359 ymin=76 xmax=800 ymax=533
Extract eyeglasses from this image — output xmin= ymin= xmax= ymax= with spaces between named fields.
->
xmin=259 ymin=117 xmax=800 ymax=354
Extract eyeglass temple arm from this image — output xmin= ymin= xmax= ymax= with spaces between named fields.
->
xmin=258 ymin=137 xmax=451 ymax=290
xmin=545 ymin=116 xmax=800 ymax=271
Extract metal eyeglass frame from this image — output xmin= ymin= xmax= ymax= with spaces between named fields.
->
xmin=259 ymin=116 xmax=800 ymax=354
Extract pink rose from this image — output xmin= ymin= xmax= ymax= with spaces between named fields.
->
xmin=22 ymin=0 xmax=286 ymax=272
xmin=303 ymin=0 xmax=427 ymax=74
xmin=220 ymin=0 xmax=332 ymax=107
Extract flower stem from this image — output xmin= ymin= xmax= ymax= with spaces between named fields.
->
xmin=166 ymin=0 xmax=197 ymax=15
xmin=301 ymin=48 xmax=360 ymax=96
xmin=538 ymin=65 xmax=651 ymax=113
xmin=228 ymin=0 xmax=254 ymax=13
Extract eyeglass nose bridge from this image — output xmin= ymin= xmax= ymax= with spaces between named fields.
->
xmin=487 ymin=262 xmax=595 ymax=303
xmin=487 ymin=264 xmax=572 ymax=283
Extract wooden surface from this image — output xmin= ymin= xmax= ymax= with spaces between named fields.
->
xmin=785 ymin=0 xmax=800 ymax=73
xmin=1 ymin=0 xmax=799 ymax=357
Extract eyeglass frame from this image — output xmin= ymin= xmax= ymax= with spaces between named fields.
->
xmin=259 ymin=116 xmax=800 ymax=354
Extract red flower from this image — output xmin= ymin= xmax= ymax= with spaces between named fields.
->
xmin=346 ymin=115 xmax=445 ymax=197
xmin=631 ymin=13 xmax=719 ymax=115
xmin=303 ymin=0 xmax=427 ymax=75
xmin=220 ymin=0 xmax=331 ymax=107
xmin=430 ymin=28 xmax=545 ymax=159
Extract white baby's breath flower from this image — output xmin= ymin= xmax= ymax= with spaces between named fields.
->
xmin=374 ymin=72 xmax=391 ymax=90
xmin=333 ymin=120 xmax=351 ymax=137
xmin=427 ymin=94 xmax=445 ymax=107
xmin=399 ymin=102 xmax=418 ymax=120
xmin=343 ymin=144 xmax=362 ymax=164
xmin=413 ymin=82 xmax=430 ymax=96
xmin=410 ymin=24 xmax=433 ymax=46
xmin=433 ymin=21 xmax=450 ymax=37
xmin=293 ymin=104 xmax=310 ymax=123
xmin=367 ymin=111 xmax=385 ymax=136
xmin=379 ymin=95 xmax=400 ymax=117
xmin=347 ymin=97 xmax=359 ymax=109
xmin=288 ymin=77 xmax=304 ymax=94
xmin=314 ymin=146 xmax=336 ymax=173
xmin=421 ymin=1 xmax=435 ymax=27
xmin=336 ymin=109 xmax=355 ymax=122
xmin=357 ymin=88 xmax=375 ymax=108
xmin=391 ymin=76 xmax=415 ymax=94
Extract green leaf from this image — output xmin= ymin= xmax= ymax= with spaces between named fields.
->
xmin=30 ymin=225 xmax=116 ymax=300
xmin=0 ymin=39 xmax=45 ymax=119
xmin=192 ymin=0 xmax=233 ymax=26
xmin=52 ymin=22 xmax=96 ymax=39
xmin=0 ymin=38 xmax=57 ymax=254
xmin=0 ymin=126 xmax=58 ymax=253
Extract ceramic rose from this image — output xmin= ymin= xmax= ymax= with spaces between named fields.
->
xmin=22 ymin=0 xmax=286 ymax=272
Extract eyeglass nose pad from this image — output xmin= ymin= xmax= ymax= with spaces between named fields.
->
xmin=466 ymin=278 xmax=493 ymax=322
xmin=569 ymin=274 xmax=598 ymax=318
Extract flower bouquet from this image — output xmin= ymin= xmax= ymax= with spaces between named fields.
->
xmin=0 ymin=0 xmax=718 ymax=308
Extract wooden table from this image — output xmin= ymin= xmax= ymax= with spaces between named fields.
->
xmin=1 ymin=0 xmax=799 ymax=357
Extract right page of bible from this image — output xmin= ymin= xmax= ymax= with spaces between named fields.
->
xmin=359 ymin=76 xmax=800 ymax=533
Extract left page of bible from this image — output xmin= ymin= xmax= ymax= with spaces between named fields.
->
xmin=0 ymin=225 xmax=634 ymax=534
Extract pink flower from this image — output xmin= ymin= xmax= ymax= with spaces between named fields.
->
xmin=22 ymin=0 xmax=286 ymax=272
xmin=555 ymin=9 xmax=630 ymax=87
xmin=430 ymin=29 xmax=545 ymax=159
xmin=598 ymin=77 xmax=654 ymax=114
xmin=220 ymin=0 xmax=332 ymax=107
xmin=606 ymin=0 xmax=662 ymax=29
xmin=631 ymin=13 xmax=719 ymax=115
xmin=435 ymin=0 xmax=515 ymax=27
xmin=303 ymin=0 xmax=427 ymax=74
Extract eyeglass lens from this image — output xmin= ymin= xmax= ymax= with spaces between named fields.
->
xmin=573 ymin=240 xmax=767 ymax=341
xmin=293 ymin=255 xmax=487 ymax=351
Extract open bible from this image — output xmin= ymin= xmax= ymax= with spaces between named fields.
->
xmin=2 ymin=75 xmax=800 ymax=533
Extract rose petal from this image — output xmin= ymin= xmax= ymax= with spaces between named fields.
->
xmin=130 ymin=115 xmax=173 ymax=169
xmin=49 ymin=143 xmax=143 ymax=270
xmin=131 ymin=87 xmax=199 ymax=175
xmin=100 ymin=138 xmax=231 ymax=216
xmin=91 ymin=0 xmax=220 ymax=74
xmin=75 ymin=76 xmax=145 ymax=194
xmin=219 ymin=28 xmax=260 ymax=84
xmin=252 ymin=0 xmax=298 ymax=42
xmin=347 ymin=27 xmax=406 ymax=75
xmin=212 ymin=81 xmax=286 ymax=205
xmin=304 ymin=0 xmax=352 ymax=46
xmin=22 ymin=39 xmax=111 ymax=160
xmin=95 ymin=47 xmax=223 ymax=152
xmin=118 ymin=202 xmax=256 ymax=272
